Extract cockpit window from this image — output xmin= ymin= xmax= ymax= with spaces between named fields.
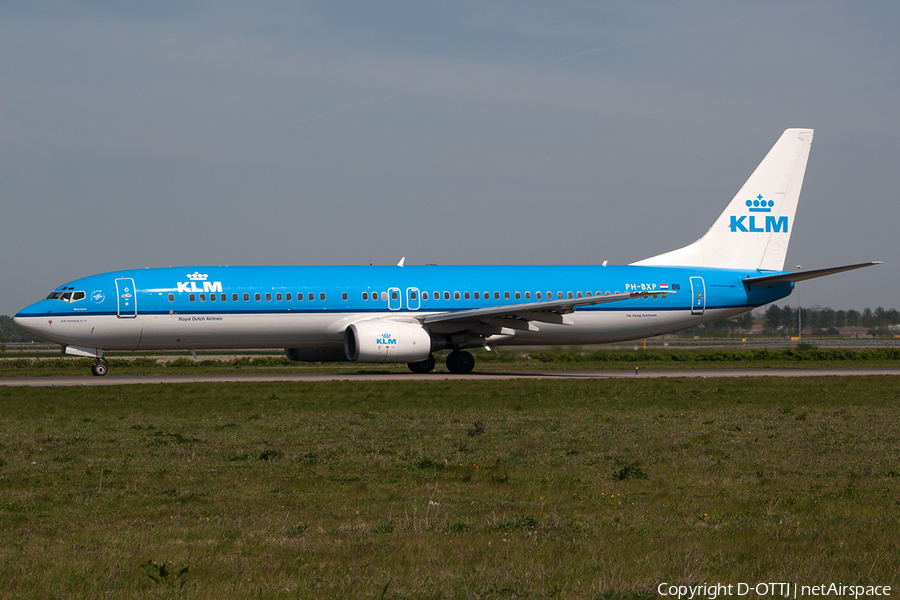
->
xmin=46 ymin=290 xmax=86 ymax=302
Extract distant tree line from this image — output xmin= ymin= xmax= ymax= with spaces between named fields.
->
xmin=0 ymin=316 xmax=42 ymax=344
xmin=763 ymin=306 xmax=900 ymax=336
xmin=681 ymin=306 xmax=900 ymax=338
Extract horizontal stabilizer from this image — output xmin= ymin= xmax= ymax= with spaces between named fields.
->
xmin=743 ymin=261 xmax=882 ymax=287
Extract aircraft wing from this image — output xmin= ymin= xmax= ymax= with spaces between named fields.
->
xmin=743 ymin=262 xmax=882 ymax=287
xmin=422 ymin=289 xmax=670 ymax=330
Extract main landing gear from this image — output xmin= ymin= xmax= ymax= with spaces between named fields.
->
xmin=445 ymin=350 xmax=475 ymax=374
xmin=407 ymin=354 xmax=436 ymax=374
xmin=406 ymin=351 xmax=476 ymax=374
xmin=90 ymin=361 xmax=109 ymax=377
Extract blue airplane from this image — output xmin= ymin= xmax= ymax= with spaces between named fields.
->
xmin=14 ymin=128 xmax=879 ymax=376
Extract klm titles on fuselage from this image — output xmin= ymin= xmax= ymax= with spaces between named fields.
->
xmin=176 ymin=273 xmax=223 ymax=294
xmin=176 ymin=280 xmax=224 ymax=293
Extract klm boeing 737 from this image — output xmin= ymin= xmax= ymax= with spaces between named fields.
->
xmin=14 ymin=129 xmax=879 ymax=376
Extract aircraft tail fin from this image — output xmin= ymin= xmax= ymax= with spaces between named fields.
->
xmin=632 ymin=128 xmax=814 ymax=271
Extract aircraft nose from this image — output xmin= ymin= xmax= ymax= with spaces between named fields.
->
xmin=12 ymin=314 xmax=37 ymax=336
xmin=12 ymin=303 xmax=48 ymax=335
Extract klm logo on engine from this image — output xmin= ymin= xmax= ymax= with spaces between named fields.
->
xmin=176 ymin=272 xmax=223 ymax=294
xmin=730 ymin=195 xmax=788 ymax=233
xmin=376 ymin=333 xmax=397 ymax=346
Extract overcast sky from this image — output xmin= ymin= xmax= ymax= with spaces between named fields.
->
xmin=2 ymin=1 xmax=897 ymax=316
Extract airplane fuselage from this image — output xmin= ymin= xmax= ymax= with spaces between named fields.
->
xmin=14 ymin=264 xmax=791 ymax=357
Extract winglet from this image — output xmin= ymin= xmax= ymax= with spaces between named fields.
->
xmin=397 ymin=257 xmax=405 ymax=267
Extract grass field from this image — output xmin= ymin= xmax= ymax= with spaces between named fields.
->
xmin=3 ymin=345 xmax=900 ymax=377
xmin=2 ymin=377 xmax=900 ymax=598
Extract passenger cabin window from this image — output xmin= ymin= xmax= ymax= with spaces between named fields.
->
xmin=342 ymin=293 xmax=348 ymax=301
xmin=210 ymin=293 xmax=216 ymax=302
xmin=464 ymin=292 xmax=469 ymax=300
xmin=362 ymin=292 xmax=368 ymax=300
xmin=515 ymin=292 xmax=521 ymax=300
xmin=319 ymin=293 xmax=326 ymax=301
xmin=233 ymin=293 xmax=239 ymax=302
xmin=422 ymin=292 xmax=428 ymax=300
xmin=504 ymin=292 xmax=510 ymax=299
xmin=266 ymin=293 xmax=272 ymax=301
xmin=189 ymin=294 xmax=195 ymax=302
xmin=255 ymin=293 xmax=261 ymax=301
xmin=474 ymin=292 xmax=480 ymax=300
xmin=243 ymin=293 xmax=249 ymax=301
xmin=494 ymin=292 xmax=500 ymax=300
xmin=286 ymin=293 xmax=292 ymax=301
xmin=381 ymin=292 xmax=387 ymax=301
xmin=199 ymin=294 xmax=206 ymax=302
xmin=454 ymin=291 xmax=460 ymax=300
xmin=525 ymin=292 xmax=530 ymax=300
xmin=168 ymin=293 xmax=174 ymax=302
xmin=276 ymin=293 xmax=282 ymax=301
xmin=309 ymin=293 xmax=314 ymax=301
xmin=444 ymin=292 xmax=450 ymax=300
xmin=537 ymin=292 xmax=542 ymax=299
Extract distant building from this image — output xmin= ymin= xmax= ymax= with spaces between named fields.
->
xmin=815 ymin=327 xmax=840 ymax=336
xmin=839 ymin=326 xmax=871 ymax=338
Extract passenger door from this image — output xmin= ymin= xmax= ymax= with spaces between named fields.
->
xmin=116 ymin=278 xmax=137 ymax=318
xmin=690 ymin=276 xmax=705 ymax=315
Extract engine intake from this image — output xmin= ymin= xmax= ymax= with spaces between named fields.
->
xmin=344 ymin=320 xmax=434 ymax=363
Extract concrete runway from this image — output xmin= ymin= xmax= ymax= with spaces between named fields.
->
xmin=2 ymin=367 xmax=900 ymax=386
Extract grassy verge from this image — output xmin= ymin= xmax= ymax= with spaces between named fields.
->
xmin=1 ymin=378 xmax=899 ymax=598
xmin=2 ymin=346 xmax=900 ymax=377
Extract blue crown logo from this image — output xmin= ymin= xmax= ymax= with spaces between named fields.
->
xmin=746 ymin=194 xmax=774 ymax=213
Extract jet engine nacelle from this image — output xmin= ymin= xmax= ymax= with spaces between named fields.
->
xmin=344 ymin=320 xmax=433 ymax=363
xmin=284 ymin=347 xmax=348 ymax=362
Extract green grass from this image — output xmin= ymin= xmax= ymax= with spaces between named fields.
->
xmin=2 ymin=346 xmax=900 ymax=377
xmin=1 ymin=378 xmax=900 ymax=598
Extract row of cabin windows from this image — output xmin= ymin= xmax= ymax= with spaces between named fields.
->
xmin=169 ymin=289 xmax=656 ymax=304
xmin=172 ymin=292 xmax=328 ymax=303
